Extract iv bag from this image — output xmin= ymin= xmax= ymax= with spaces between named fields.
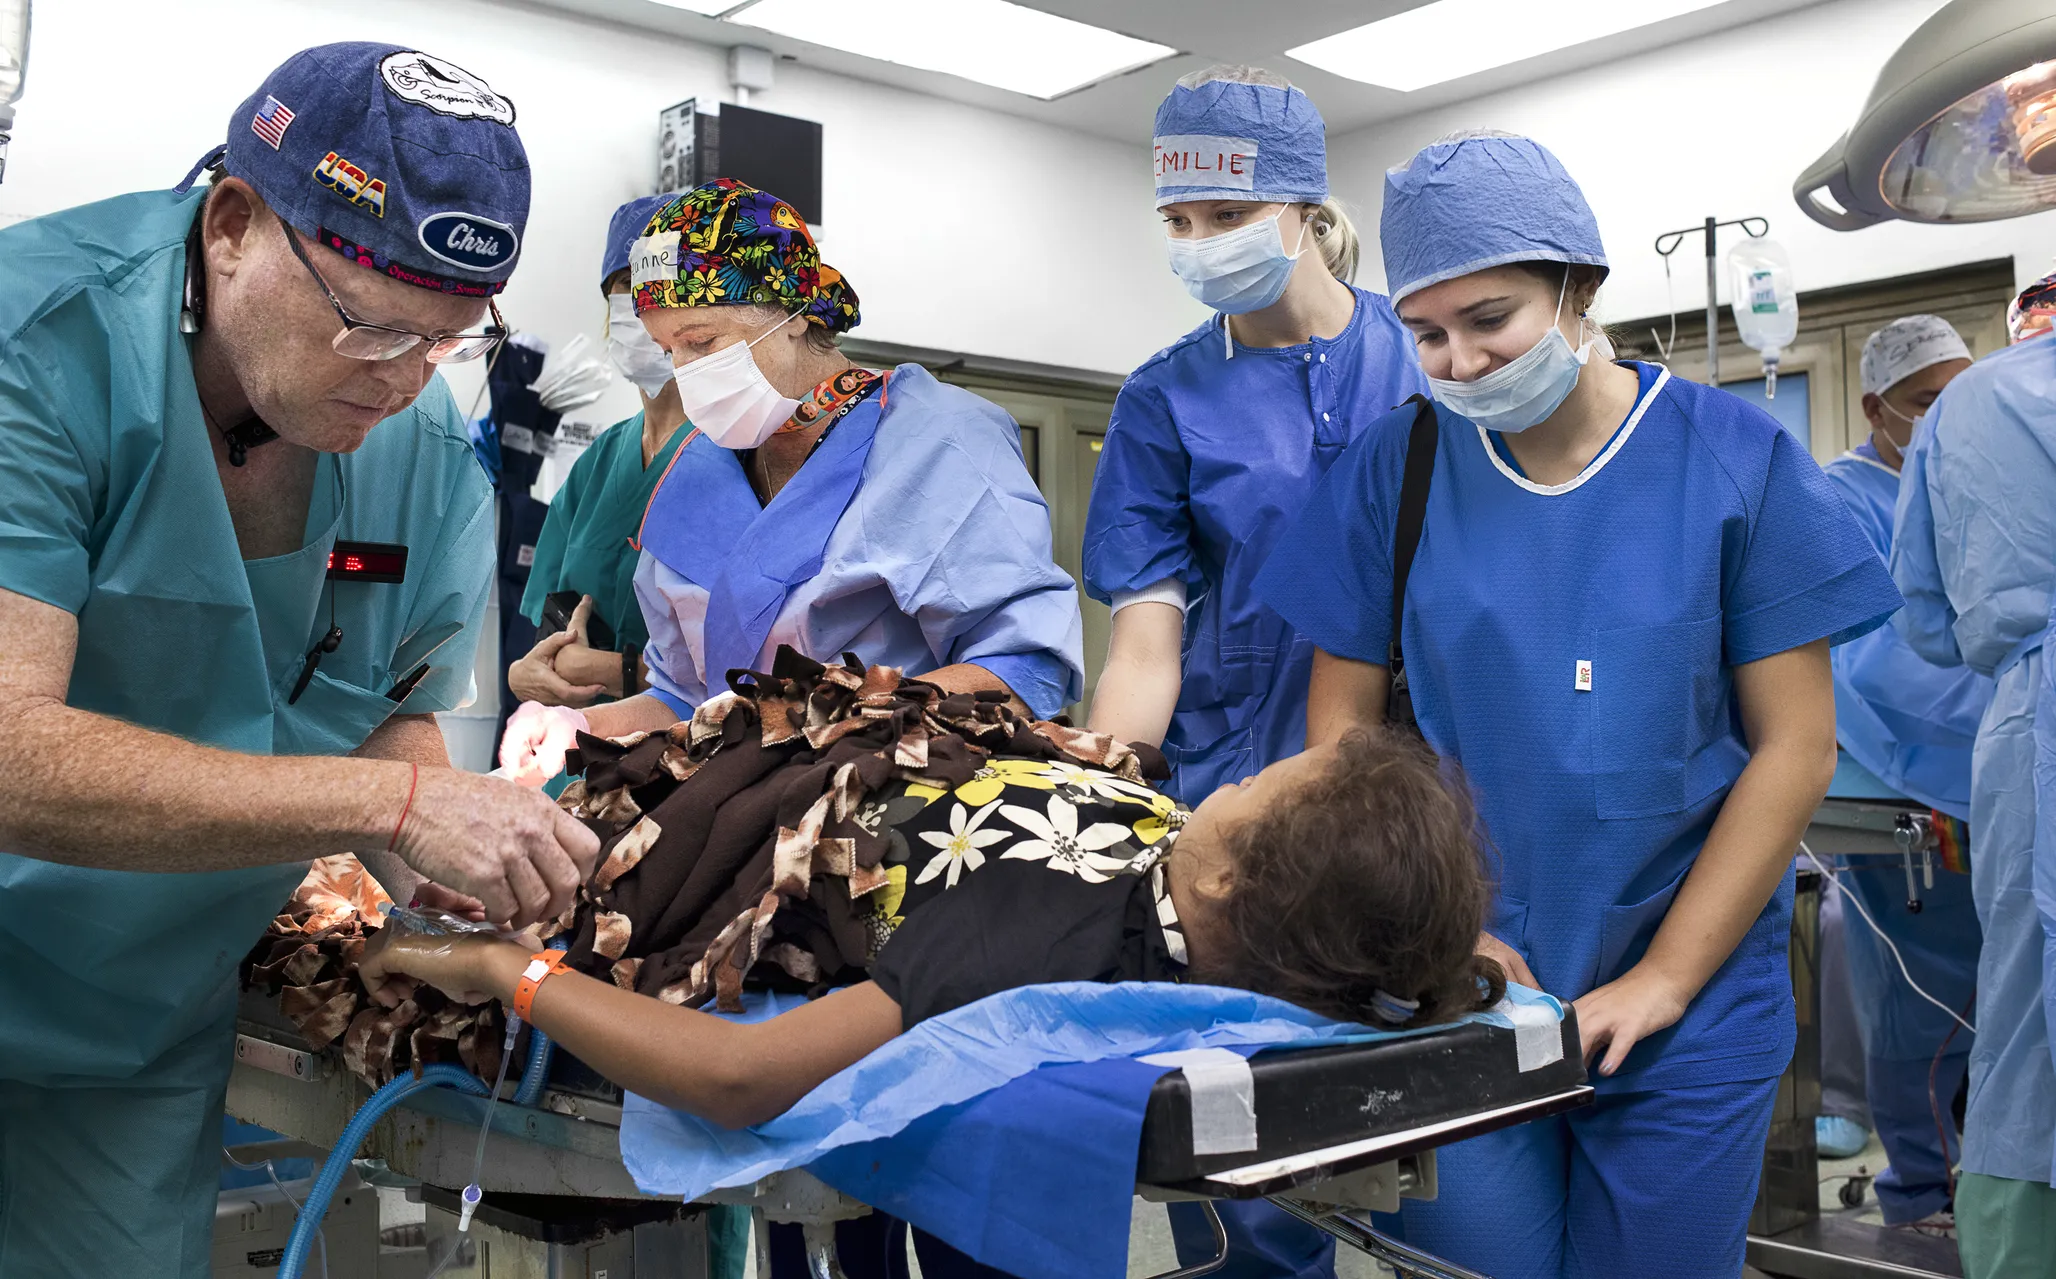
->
xmin=1728 ymin=238 xmax=1798 ymax=397
xmin=0 ymin=0 xmax=28 ymax=185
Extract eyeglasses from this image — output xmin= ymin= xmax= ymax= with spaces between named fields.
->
xmin=280 ymin=222 xmax=507 ymax=364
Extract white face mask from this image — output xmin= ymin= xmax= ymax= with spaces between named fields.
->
xmin=1876 ymin=398 xmax=1923 ymax=453
xmin=1164 ymin=212 xmax=1307 ymax=316
xmin=670 ymin=309 xmax=804 ymax=450
xmin=1425 ymin=274 xmax=1595 ymax=434
xmin=605 ymin=294 xmax=675 ymax=398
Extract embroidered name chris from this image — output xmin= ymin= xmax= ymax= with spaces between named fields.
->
xmin=442 ymin=222 xmax=502 ymax=257
xmin=417 ymin=210 xmax=518 ymax=271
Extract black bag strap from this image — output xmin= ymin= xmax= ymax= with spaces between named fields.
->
xmin=1387 ymin=395 xmax=1439 ymax=736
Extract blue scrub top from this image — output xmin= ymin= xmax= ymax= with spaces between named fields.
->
xmin=0 ymin=188 xmax=494 ymax=1083
xmin=519 ymin=411 xmax=685 ymax=654
xmin=1822 ymin=441 xmax=1991 ymax=820
xmin=1257 ymin=363 xmax=1901 ymax=1090
xmin=635 ymin=365 xmax=1084 ymax=721
xmin=1083 ymin=286 xmax=1426 ymax=803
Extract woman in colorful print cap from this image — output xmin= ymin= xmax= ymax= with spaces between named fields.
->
xmin=499 ymin=179 xmax=1086 ymax=804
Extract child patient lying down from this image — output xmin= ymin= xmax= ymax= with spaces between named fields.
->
xmin=360 ymin=651 xmax=1505 ymax=1130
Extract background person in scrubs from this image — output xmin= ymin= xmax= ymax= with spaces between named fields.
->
xmin=1892 ymin=321 xmax=2056 ymax=1276
xmin=501 ymin=180 xmax=1082 ymax=785
xmin=0 ymin=43 xmax=599 ymax=1279
xmin=1085 ymin=66 xmax=1423 ymax=802
xmin=1822 ymin=314 xmax=1986 ymax=1233
xmin=1081 ymin=64 xmax=1422 ymax=1279
xmin=507 ymin=192 xmax=691 ymax=713
xmin=1255 ymin=132 xmax=1901 ymax=1279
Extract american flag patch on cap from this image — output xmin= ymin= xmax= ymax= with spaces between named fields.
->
xmin=250 ymin=96 xmax=295 ymax=150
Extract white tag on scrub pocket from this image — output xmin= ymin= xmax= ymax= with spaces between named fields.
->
xmin=1575 ymin=659 xmax=1593 ymax=692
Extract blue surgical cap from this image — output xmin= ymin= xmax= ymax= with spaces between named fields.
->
xmin=602 ymin=192 xmax=681 ymax=288
xmin=1153 ymin=68 xmax=1327 ymax=209
xmin=1381 ymin=133 xmax=1607 ymax=305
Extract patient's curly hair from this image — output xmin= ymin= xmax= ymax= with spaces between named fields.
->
xmin=1192 ymin=728 xmax=1506 ymax=1028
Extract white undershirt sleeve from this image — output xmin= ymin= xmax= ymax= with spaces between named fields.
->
xmin=1110 ymin=576 xmax=1189 ymax=616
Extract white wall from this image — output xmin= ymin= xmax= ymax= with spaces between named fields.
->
xmin=1326 ymin=0 xmax=2056 ymax=325
xmin=0 ymin=0 xmax=1204 ymax=418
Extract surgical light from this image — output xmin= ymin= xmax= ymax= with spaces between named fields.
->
xmin=646 ymin=0 xmax=750 ymax=14
xmin=1795 ymin=0 xmax=2056 ymax=229
xmin=725 ymin=0 xmax=1176 ymax=101
xmin=1284 ymin=0 xmax=1727 ymax=94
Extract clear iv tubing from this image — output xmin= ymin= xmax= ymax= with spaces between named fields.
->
xmin=274 ymin=1065 xmax=491 ymax=1279
xmin=419 ymin=1012 xmax=523 ymax=1278
xmin=1799 ymin=842 xmax=1976 ymax=1036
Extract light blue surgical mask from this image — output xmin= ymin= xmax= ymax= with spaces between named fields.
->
xmin=1165 ymin=212 xmax=1308 ymax=316
xmin=1426 ymin=277 xmax=1595 ymax=434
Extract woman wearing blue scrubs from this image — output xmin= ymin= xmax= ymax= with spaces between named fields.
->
xmin=1083 ymin=66 xmax=1423 ymax=1279
xmin=1084 ymin=65 xmax=1423 ymax=805
xmin=1255 ymin=133 xmax=1903 ymax=1278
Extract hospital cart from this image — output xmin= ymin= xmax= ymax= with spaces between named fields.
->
xmin=224 ymin=987 xmax=1591 ymax=1278
xmin=1743 ymin=782 xmax=1966 ymax=1279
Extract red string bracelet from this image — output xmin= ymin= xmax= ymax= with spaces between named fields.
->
xmin=387 ymin=762 xmax=420 ymax=852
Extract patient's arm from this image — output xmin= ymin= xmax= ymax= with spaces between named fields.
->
xmin=359 ymin=933 xmax=903 ymax=1129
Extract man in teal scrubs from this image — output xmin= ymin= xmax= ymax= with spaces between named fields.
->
xmin=0 ymin=42 xmax=598 ymax=1277
xmin=508 ymin=192 xmax=691 ymax=711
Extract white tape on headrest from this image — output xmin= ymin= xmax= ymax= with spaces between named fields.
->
xmin=1140 ymin=1047 xmax=1258 ymax=1156
xmin=1494 ymin=998 xmax=1564 ymax=1073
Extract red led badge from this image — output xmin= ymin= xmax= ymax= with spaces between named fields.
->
xmin=326 ymin=541 xmax=408 ymax=584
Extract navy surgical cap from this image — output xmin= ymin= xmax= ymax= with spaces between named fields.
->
xmin=603 ymin=192 xmax=681 ymax=288
xmin=1153 ymin=67 xmax=1327 ymax=209
xmin=190 ymin=42 xmax=530 ymax=296
xmin=1381 ymin=132 xmax=1607 ymax=305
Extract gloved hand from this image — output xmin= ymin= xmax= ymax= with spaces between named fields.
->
xmin=499 ymin=701 xmax=590 ymax=787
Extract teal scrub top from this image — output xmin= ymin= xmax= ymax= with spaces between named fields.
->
xmin=519 ymin=411 xmax=685 ymax=654
xmin=0 ymin=187 xmax=494 ymax=1084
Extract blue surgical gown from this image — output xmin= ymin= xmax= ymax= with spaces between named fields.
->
xmin=1823 ymin=442 xmax=1992 ymax=820
xmin=1822 ymin=441 xmax=1986 ymax=1223
xmin=1891 ymin=337 xmax=2056 ymax=1186
xmin=0 ymin=187 xmax=492 ymax=1274
xmin=1258 ymin=362 xmax=1901 ymax=1089
xmin=1082 ymin=287 xmax=1425 ymax=803
xmin=634 ymin=364 xmax=1083 ymax=721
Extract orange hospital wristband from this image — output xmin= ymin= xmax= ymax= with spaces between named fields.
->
xmin=513 ymin=949 xmax=571 ymax=1021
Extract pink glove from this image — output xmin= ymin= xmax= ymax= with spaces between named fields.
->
xmin=498 ymin=701 xmax=590 ymax=787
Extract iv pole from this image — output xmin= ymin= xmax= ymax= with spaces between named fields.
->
xmin=1654 ymin=215 xmax=1769 ymax=383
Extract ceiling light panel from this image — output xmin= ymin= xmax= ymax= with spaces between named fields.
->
xmin=730 ymin=0 xmax=1176 ymax=100
xmin=1288 ymin=0 xmax=1730 ymax=93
